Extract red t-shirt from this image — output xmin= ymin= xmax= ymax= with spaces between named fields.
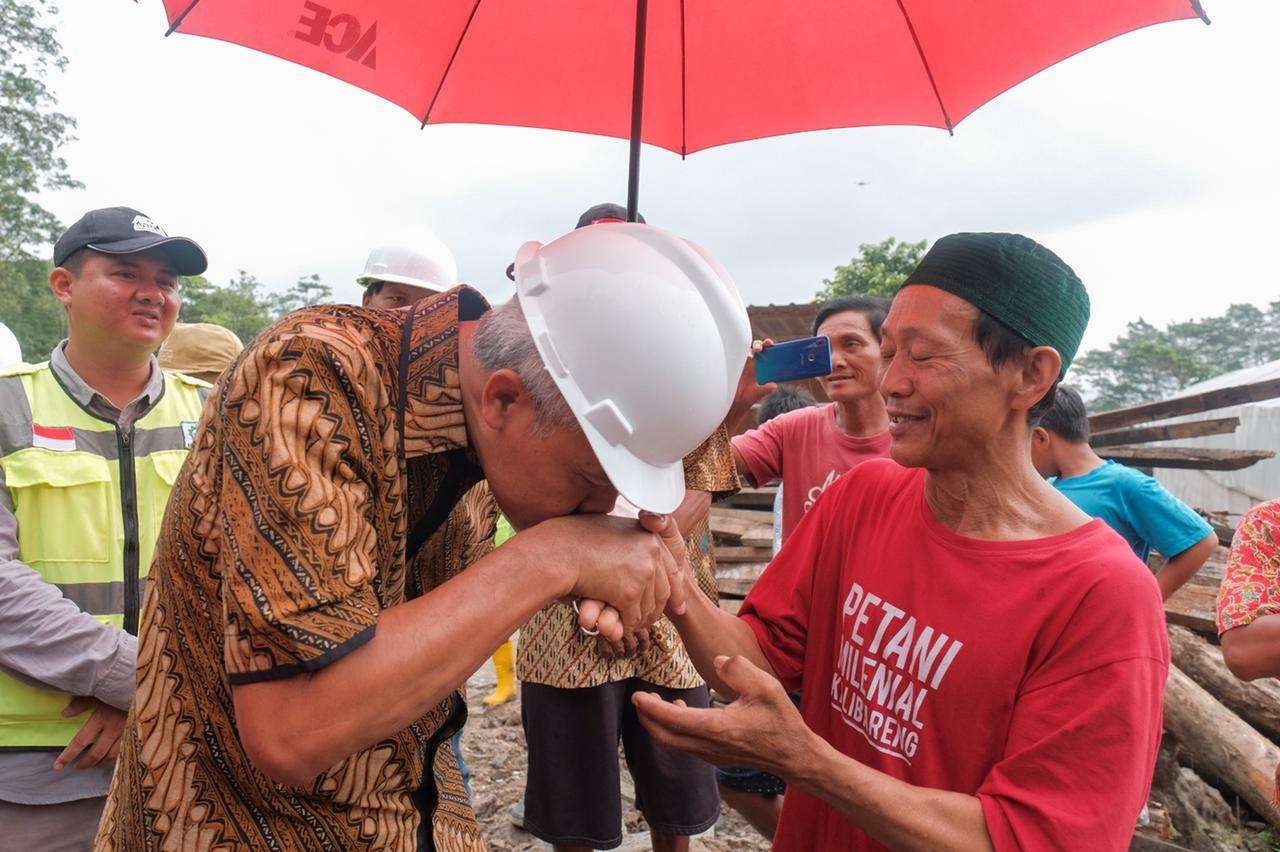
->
xmin=739 ymin=460 xmax=1169 ymax=851
xmin=732 ymin=404 xmax=891 ymax=542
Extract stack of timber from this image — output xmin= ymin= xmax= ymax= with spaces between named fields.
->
xmin=710 ymin=488 xmax=775 ymax=601
xmin=1089 ymin=380 xmax=1280 ymax=844
xmin=1088 ymin=377 xmax=1279 ymax=475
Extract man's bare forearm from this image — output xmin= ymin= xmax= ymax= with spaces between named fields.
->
xmin=234 ymin=525 xmax=570 ymax=784
xmin=1156 ymin=532 xmax=1217 ymax=600
xmin=1221 ymin=615 xmax=1280 ymax=681
xmin=669 ymin=579 xmax=776 ymax=697
xmin=786 ymin=729 xmax=993 ymax=852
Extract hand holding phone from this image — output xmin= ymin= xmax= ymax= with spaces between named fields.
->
xmin=754 ymin=336 xmax=833 ymax=385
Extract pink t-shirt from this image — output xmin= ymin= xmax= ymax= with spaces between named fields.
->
xmin=732 ymin=404 xmax=891 ymax=542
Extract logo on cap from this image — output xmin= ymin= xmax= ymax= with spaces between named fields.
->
xmin=132 ymin=215 xmax=167 ymax=237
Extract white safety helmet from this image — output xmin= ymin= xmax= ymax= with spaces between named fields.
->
xmin=357 ymin=234 xmax=459 ymax=293
xmin=514 ymin=223 xmax=751 ymax=514
xmin=0 ymin=322 xmax=21 ymax=369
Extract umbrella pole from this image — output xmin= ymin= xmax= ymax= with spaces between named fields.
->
xmin=626 ymin=0 xmax=649 ymax=222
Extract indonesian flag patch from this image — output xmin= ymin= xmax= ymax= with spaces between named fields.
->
xmin=33 ymin=424 xmax=76 ymax=452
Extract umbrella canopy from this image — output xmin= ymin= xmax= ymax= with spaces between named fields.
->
xmin=162 ymin=0 xmax=1205 ymax=153
xmin=161 ymin=0 xmax=1207 ymax=216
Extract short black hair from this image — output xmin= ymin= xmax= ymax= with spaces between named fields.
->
xmin=59 ymin=247 xmax=95 ymax=275
xmin=971 ymin=311 xmax=1059 ymax=423
xmin=812 ymin=295 xmax=891 ymax=340
xmin=757 ymin=386 xmax=815 ymax=426
xmin=1036 ymin=384 xmax=1090 ymax=443
xmin=363 ymin=280 xmax=386 ymax=299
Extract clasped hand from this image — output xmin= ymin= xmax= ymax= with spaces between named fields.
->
xmin=556 ymin=510 xmax=689 ymax=644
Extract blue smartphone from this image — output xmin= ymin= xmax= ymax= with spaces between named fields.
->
xmin=755 ymin=336 xmax=833 ymax=384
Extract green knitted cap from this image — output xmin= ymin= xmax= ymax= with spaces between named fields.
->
xmin=902 ymin=232 xmax=1090 ymax=376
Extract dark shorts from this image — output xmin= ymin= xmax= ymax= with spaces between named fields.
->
xmin=521 ymin=679 xmax=720 ymax=849
xmin=715 ymin=690 xmax=801 ymax=797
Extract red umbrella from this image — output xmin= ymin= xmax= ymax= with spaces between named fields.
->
xmin=161 ymin=0 xmax=1208 ymax=218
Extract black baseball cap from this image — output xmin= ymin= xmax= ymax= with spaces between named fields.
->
xmin=506 ymin=202 xmax=646 ymax=280
xmin=53 ymin=207 xmax=208 ymax=275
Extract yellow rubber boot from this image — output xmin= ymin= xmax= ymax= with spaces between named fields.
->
xmin=483 ymin=641 xmax=517 ymax=707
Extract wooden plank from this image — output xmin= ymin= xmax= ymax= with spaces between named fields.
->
xmin=709 ymin=514 xmax=765 ymax=540
xmin=1164 ymin=583 xmax=1219 ymax=636
xmin=720 ymin=487 xmax=778 ymax=509
xmin=716 ymin=562 xmax=768 ymax=598
xmin=709 ymin=508 xmax=774 ymax=547
xmin=1098 ymin=445 xmax=1275 ymax=471
xmin=1088 ymin=377 xmax=1280 ymax=432
xmin=714 ymin=545 xmax=774 ymax=563
xmin=711 ymin=506 xmax=775 ymax=524
xmin=1090 ymin=416 xmax=1239 ymax=448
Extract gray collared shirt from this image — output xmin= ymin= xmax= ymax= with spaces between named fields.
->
xmin=0 ymin=342 xmax=163 ymax=804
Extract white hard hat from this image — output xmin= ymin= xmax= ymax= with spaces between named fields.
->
xmin=357 ymin=234 xmax=459 ymax=293
xmin=514 ymin=223 xmax=751 ymax=514
xmin=0 ymin=323 xmax=21 ymax=368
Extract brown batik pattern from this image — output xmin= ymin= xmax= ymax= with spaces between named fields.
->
xmin=97 ymin=290 xmax=493 ymax=851
xmin=517 ymin=425 xmax=740 ymax=690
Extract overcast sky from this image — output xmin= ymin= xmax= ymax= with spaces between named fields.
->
xmin=39 ymin=1 xmax=1279 ymax=355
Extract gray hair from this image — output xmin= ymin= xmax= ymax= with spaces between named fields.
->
xmin=473 ymin=297 xmax=576 ymax=434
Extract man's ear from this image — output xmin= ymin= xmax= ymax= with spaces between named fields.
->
xmin=49 ymin=266 xmax=74 ymax=309
xmin=1012 ymin=346 xmax=1061 ymax=414
xmin=1031 ymin=425 xmax=1050 ymax=447
xmin=478 ymin=368 xmax=534 ymax=432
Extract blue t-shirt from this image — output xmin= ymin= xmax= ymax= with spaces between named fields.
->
xmin=1052 ymin=460 xmax=1213 ymax=562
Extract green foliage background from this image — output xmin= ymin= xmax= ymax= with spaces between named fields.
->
xmin=820 ymin=238 xmax=1280 ymax=411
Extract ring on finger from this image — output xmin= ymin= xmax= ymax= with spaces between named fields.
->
xmin=571 ymin=599 xmax=600 ymax=636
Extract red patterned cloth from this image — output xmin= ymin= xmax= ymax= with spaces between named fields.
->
xmin=1216 ymin=500 xmax=1280 ymax=634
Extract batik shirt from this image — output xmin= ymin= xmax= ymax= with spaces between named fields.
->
xmin=1218 ymin=499 xmax=1280 ymax=634
xmin=517 ymin=427 xmax=739 ymax=690
xmin=97 ymin=289 xmax=497 ymax=852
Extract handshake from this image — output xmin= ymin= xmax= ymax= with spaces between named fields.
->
xmin=519 ymin=510 xmax=692 ymax=646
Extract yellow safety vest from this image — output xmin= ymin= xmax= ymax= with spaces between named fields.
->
xmin=0 ymin=362 xmax=208 ymax=748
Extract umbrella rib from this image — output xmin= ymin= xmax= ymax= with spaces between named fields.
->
xmin=680 ymin=0 xmax=687 ymax=158
xmin=892 ymin=0 xmax=953 ymax=134
xmin=165 ymin=0 xmax=203 ymax=36
xmin=1188 ymin=0 xmax=1211 ymax=24
xmin=421 ymin=0 xmax=484 ymax=128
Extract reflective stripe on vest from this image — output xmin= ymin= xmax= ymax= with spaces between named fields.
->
xmin=0 ymin=362 xmax=208 ymax=748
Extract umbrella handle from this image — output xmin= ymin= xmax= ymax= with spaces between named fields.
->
xmin=626 ymin=0 xmax=649 ymax=223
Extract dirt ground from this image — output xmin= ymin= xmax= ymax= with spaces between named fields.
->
xmin=460 ymin=661 xmax=773 ymax=852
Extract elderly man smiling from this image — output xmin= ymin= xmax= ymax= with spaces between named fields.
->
xmin=637 ymin=233 xmax=1170 ymax=851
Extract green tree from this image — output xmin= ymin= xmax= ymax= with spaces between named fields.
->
xmin=179 ymin=272 xmax=275 ymax=344
xmin=0 ymin=0 xmax=82 ymax=260
xmin=179 ymin=271 xmax=331 ymax=344
xmin=0 ymin=258 xmax=64 ymax=358
xmin=1073 ymin=301 xmax=1280 ymax=410
xmin=268 ymin=273 xmax=332 ymax=317
xmin=816 ymin=237 xmax=928 ymax=301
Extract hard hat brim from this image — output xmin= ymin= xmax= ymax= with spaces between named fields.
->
xmin=581 ymin=427 xmax=687 ymax=515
